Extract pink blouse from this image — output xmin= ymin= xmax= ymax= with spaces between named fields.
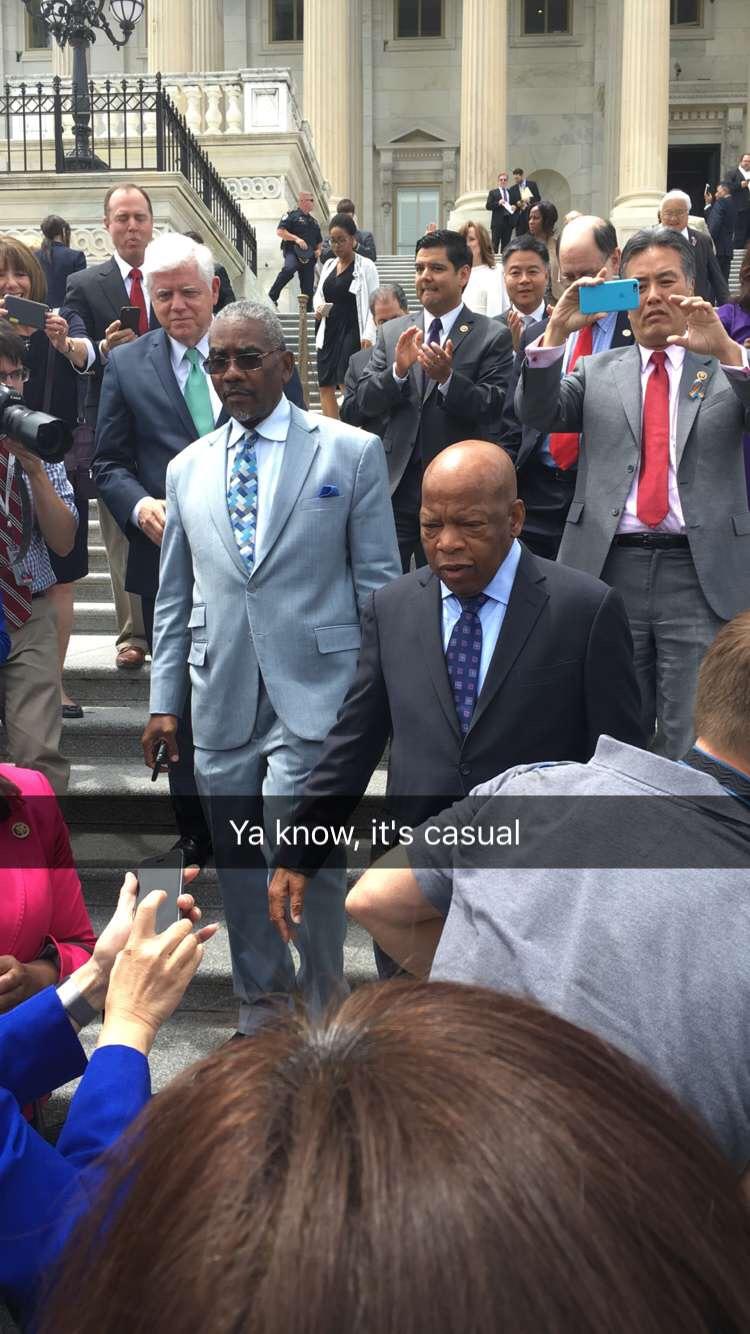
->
xmin=0 ymin=766 xmax=95 ymax=979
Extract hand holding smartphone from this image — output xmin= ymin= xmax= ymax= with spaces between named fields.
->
xmin=119 ymin=306 xmax=142 ymax=335
xmin=578 ymin=278 xmax=639 ymax=315
xmin=3 ymin=295 xmax=51 ymax=330
xmin=137 ymin=851 xmax=185 ymax=934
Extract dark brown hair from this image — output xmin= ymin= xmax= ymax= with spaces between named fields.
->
xmin=694 ymin=610 xmax=750 ymax=754
xmin=458 ymin=219 xmax=496 ymax=269
xmin=0 ymin=236 xmax=47 ymax=302
xmin=38 ymin=982 xmax=750 ymax=1334
xmin=40 ymin=214 xmax=71 ymax=253
xmin=103 ymin=182 xmax=153 ymax=218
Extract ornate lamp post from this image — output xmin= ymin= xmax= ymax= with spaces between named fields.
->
xmin=21 ymin=0 xmax=145 ymax=169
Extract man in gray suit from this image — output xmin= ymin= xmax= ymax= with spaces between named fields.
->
xmin=517 ymin=227 xmax=750 ymax=760
xmin=142 ymin=301 xmax=400 ymax=1034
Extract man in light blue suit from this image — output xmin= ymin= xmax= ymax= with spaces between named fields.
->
xmin=143 ymin=301 xmax=400 ymax=1034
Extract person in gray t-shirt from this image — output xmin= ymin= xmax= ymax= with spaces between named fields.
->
xmin=347 ymin=613 xmax=750 ymax=1169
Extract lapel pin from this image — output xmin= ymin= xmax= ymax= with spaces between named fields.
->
xmin=458 ymin=324 xmax=470 ymax=333
xmin=11 ymin=821 xmax=30 ymax=840
xmin=622 ymin=328 xmax=632 ymax=337
xmin=696 ymin=370 xmax=708 ymax=381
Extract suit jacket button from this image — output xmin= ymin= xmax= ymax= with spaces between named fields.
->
xmin=626 ymin=464 xmax=634 ymax=473
xmin=611 ymin=508 xmax=620 ymax=516
xmin=460 ymin=763 xmax=471 ymax=776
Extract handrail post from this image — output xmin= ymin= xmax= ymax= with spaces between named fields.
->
xmin=297 ymin=293 xmax=311 ymax=407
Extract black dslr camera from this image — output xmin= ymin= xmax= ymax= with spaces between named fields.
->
xmin=0 ymin=384 xmax=71 ymax=464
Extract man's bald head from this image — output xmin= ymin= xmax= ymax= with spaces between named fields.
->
xmin=420 ymin=442 xmax=525 ymax=597
xmin=558 ymin=214 xmax=620 ymax=284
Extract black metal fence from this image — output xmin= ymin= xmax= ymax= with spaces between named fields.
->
xmin=0 ymin=74 xmax=257 ymax=274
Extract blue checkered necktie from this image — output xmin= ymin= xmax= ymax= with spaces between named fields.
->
xmin=227 ymin=431 xmax=258 ymax=572
xmin=445 ymin=594 xmax=488 ymax=734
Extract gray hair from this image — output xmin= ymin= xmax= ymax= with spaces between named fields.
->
xmin=212 ymin=300 xmax=286 ymax=349
xmin=620 ymin=226 xmax=696 ymax=285
xmin=369 ymin=283 xmax=409 ymax=314
xmin=660 ymin=189 xmax=692 ymax=212
xmin=142 ymin=232 xmax=215 ymax=293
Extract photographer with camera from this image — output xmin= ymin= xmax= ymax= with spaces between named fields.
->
xmin=0 ymin=325 xmax=78 ymax=792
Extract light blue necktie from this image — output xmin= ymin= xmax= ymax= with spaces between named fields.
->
xmin=227 ymin=432 xmax=258 ymax=572
xmin=183 ymin=346 xmax=216 ymax=438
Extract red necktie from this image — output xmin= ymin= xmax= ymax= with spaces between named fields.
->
xmin=637 ymin=350 xmax=670 ymax=528
xmin=0 ymin=451 xmax=32 ymax=630
xmin=128 ymin=268 xmax=149 ymax=336
xmin=548 ymin=323 xmax=594 ymax=469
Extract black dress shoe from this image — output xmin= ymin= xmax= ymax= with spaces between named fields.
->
xmin=170 ymin=835 xmax=212 ymax=868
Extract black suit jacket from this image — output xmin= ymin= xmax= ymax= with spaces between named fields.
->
xmin=356 ymin=306 xmax=514 ymax=492
xmin=340 ymin=344 xmax=389 ymax=437
xmin=687 ymin=227 xmax=730 ymax=305
xmin=64 ymin=256 xmax=161 ymax=423
xmin=280 ymin=547 xmax=645 ymax=868
xmin=91 ymin=327 xmax=229 ymax=597
xmin=725 ymin=167 xmax=750 ymax=217
xmin=705 ymin=198 xmax=735 ymax=257
xmin=36 ymin=242 xmax=86 ymax=308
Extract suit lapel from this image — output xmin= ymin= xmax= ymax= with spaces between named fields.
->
xmin=468 ymin=550 xmax=549 ymax=735
xmin=147 ymin=330 xmax=198 ymax=441
xmin=206 ymin=422 xmax=249 ymax=578
xmin=250 ymin=410 xmax=320 ymax=577
xmin=610 ymin=347 xmax=643 ymax=446
xmin=416 ymin=572 xmax=462 ymax=740
xmin=675 ymin=352 xmax=713 ymax=470
xmin=97 ymin=258 xmax=129 ymax=324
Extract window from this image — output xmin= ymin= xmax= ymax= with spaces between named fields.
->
xmin=670 ymin=0 xmax=702 ymax=25
xmin=24 ymin=0 xmax=51 ymax=49
xmin=396 ymin=0 xmax=443 ymax=39
xmin=271 ymin=0 xmax=303 ymax=42
xmin=523 ymin=0 xmax=571 ymax=35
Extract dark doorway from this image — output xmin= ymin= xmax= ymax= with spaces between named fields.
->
xmin=667 ymin=143 xmax=722 ymax=215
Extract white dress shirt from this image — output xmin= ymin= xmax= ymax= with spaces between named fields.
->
xmin=112 ymin=250 xmax=152 ymax=321
xmin=225 ymin=393 xmax=290 ymax=562
xmin=511 ymin=300 xmax=547 ymax=328
xmin=440 ymin=538 xmax=522 ymax=695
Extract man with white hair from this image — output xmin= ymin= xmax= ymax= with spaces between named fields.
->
xmin=658 ymin=189 xmax=729 ymax=305
xmin=92 ymin=231 xmax=224 ymax=864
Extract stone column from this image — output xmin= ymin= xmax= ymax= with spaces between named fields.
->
xmin=303 ymin=0 xmax=353 ymax=206
xmin=610 ymin=0 xmax=670 ymax=243
xmin=448 ymin=0 xmax=507 ymax=229
xmin=147 ymin=0 xmax=192 ymax=75
xmin=193 ymin=0 xmax=224 ymax=72
xmin=52 ymin=42 xmax=73 ymax=79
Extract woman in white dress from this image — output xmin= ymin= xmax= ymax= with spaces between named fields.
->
xmin=458 ymin=221 xmax=509 ymax=318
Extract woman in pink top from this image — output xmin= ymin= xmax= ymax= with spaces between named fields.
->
xmin=0 ymin=765 xmax=95 ymax=1013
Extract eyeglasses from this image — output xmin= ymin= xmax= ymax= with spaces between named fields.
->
xmin=204 ymin=348 xmax=281 ymax=375
xmin=0 ymin=367 xmax=30 ymax=387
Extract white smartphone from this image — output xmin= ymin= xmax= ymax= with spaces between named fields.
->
xmin=137 ymin=851 xmax=185 ymax=933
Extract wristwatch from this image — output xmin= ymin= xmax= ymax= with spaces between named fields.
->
xmin=56 ymin=976 xmax=101 ymax=1029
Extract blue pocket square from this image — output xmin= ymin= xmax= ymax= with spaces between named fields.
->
xmin=318 ymin=484 xmax=340 ymax=497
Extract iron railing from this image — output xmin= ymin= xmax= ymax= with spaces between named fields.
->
xmin=0 ymin=73 xmax=257 ymax=273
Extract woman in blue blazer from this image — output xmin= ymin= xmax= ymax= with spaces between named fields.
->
xmin=0 ymin=875 xmax=214 ymax=1328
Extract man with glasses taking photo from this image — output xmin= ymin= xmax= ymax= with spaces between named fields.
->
xmin=0 ymin=328 xmax=78 ymax=791
xmin=142 ymin=299 xmax=399 ymax=1037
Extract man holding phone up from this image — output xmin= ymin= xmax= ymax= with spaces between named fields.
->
xmin=64 ymin=182 xmax=158 ymax=672
xmin=516 ymin=226 xmax=750 ymax=760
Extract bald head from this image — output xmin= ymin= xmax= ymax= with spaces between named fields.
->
xmin=420 ymin=442 xmax=525 ymax=596
xmin=558 ymin=214 xmax=620 ymax=284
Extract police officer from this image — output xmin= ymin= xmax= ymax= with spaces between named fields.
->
xmin=268 ymin=191 xmax=323 ymax=308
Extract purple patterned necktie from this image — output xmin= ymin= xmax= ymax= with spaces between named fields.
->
xmin=445 ymin=594 xmax=488 ymax=734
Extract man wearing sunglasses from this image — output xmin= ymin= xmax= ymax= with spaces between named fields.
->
xmin=142 ymin=299 xmax=400 ymax=1036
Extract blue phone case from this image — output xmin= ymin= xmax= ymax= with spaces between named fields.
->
xmin=578 ymin=279 xmax=639 ymax=314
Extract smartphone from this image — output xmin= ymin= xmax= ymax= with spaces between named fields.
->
xmin=137 ymin=850 xmax=185 ymax=934
xmin=3 ymin=294 xmax=50 ymax=330
xmin=579 ymin=278 xmax=639 ymax=314
xmin=119 ymin=305 xmax=142 ymax=334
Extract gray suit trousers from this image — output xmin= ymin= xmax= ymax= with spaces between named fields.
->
xmin=194 ymin=682 xmax=348 ymax=1032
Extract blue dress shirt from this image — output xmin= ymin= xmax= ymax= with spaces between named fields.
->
xmin=440 ymin=538 xmax=522 ymax=695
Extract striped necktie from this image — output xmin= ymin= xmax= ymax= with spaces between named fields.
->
xmin=0 ymin=452 xmax=32 ymax=629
